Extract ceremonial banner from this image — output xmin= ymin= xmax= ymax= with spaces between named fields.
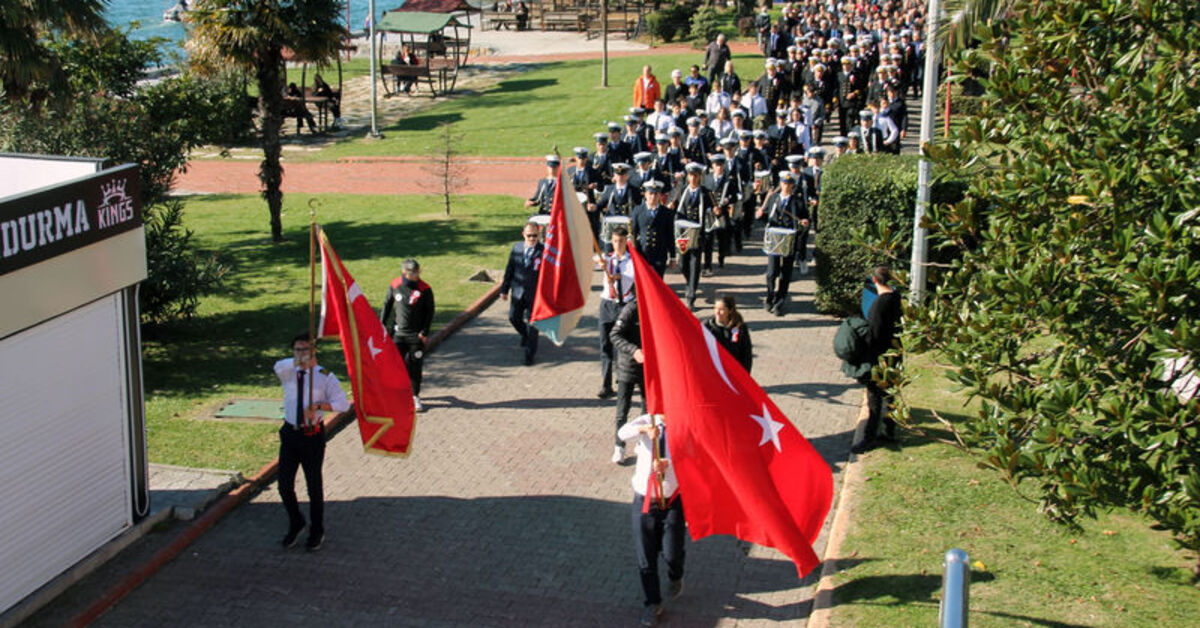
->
xmin=530 ymin=166 xmax=594 ymax=345
xmin=629 ymin=247 xmax=833 ymax=577
xmin=317 ymin=227 xmax=416 ymax=455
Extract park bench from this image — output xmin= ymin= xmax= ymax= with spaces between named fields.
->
xmin=485 ymin=13 xmax=520 ymax=30
xmin=382 ymin=57 xmax=459 ymax=97
xmin=585 ymin=14 xmax=641 ymax=40
xmin=541 ymin=11 xmax=586 ymax=31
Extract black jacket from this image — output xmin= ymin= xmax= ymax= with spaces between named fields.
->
xmin=380 ymin=277 xmax=435 ymax=339
xmin=631 ymin=203 xmax=676 ymax=266
xmin=703 ymin=317 xmax=753 ymax=373
xmin=528 ymin=177 xmax=556 ymax=215
xmin=867 ymin=290 xmax=902 ymax=361
xmin=610 ymin=301 xmax=642 ymax=382
xmin=595 ymin=184 xmax=642 ymax=216
xmin=500 ymin=241 xmax=543 ymax=302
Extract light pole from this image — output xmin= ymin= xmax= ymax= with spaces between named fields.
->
xmin=601 ymin=0 xmax=609 ymax=87
xmin=910 ymin=0 xmax=941 ymax=304
xmin=368 ymin=0 xmax=380 ymax=138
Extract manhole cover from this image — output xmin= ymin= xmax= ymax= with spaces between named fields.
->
xmin=211 ymin=399 xmax=284 ymax=423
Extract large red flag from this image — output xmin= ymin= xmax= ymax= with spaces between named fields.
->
xmin=317 ymin=227 xmax=416 ymax=455
xmin=530 ymin=165 xmax=594 ymax=344
xmin=629 ymin=246 xmax=834 ymax=577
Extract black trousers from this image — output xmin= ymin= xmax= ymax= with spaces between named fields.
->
xmin=839 ymin=105 xmax=858 ymax=136
xmin=703 ymin=226 xmax=728 ymax=270
xmin=615 ymin=377 xmax=643 ymax=447
xmin=862 ymin=377 xmax=896 ymax=443
xmin=394 ymin=335 xmax=425 ymax=396
xmin=679 ymin=247 xmax=703 ymax=305
xmin=794 ymin=227 xmax=811 ymax=265
xmin=598 ymin=300 xmax=622 ymax=392
xmin=632 ymin=494 xmax=685 ymax=607
xmin=278 ymin=424 xmax=326 ymax=534
xmin=509 ymin=295 xmax=539 ymax=359
xmin=765 ymin=254 xmax=794 ymax=306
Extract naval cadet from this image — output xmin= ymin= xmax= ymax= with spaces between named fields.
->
xmin=591 ymin=132 xmax=615 ymax=186
xmin=568 ymin=147 xmax=601 ymax=241
xmin=708 ymin=153 xmax=742 ymax=258
xmin=595 ymin=163 xmax=642 ymax=253
xmin=630 ymin=179 xmax=676 ymax=277
xmin=673 ymin=162 xmax=714 ymax=309
xmin=524 ymin=155 xmax=560 ymax=215
xmin=757 ymin=171 xmax=809 ymax=316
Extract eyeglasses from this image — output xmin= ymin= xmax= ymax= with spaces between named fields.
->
xmin=524 ymin=233 xmax=539 ymax=239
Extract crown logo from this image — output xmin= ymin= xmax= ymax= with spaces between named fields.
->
xmin=101 ymin=179 xmax=127 ymax=205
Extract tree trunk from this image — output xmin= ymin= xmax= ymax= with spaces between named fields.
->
xmin=256 ymin=49 xmax=286 ymax=242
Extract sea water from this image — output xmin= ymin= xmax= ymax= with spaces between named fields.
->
xmin=104 ymin=0 xmax=384 ymax=51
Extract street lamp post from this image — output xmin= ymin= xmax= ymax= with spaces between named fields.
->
xmin=910 ymin=0 xmax=942 ymax=304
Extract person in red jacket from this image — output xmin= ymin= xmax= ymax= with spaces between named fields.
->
xmin=633 ymin=65 xmax=661 ymax=110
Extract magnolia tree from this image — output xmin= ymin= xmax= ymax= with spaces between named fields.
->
xmin=889 ymin=0 xmax=1200 ymax=577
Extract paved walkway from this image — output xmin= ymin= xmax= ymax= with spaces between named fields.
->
xmin=70 ymin=240 xmax=860 ymax=628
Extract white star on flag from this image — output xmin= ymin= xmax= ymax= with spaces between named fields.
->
xmin=367 ymin=335 xmax=382 ymax=360
xmin=348 ymin=282 xmax=364 ymax=303
xmin=751 ymin=403 xmax=785 ymax=452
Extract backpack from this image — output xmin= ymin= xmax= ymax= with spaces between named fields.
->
xmin=834 ymin=316 xmax=873 ymax=380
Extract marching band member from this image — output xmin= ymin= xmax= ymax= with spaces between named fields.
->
xmin=757 ymin=171 xmax=809 ymax=316
xmin=673 ymin=162 xmax=714 ymax=310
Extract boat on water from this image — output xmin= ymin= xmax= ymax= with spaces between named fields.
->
xmin=163 ymin=1 xmax=189 ymax=23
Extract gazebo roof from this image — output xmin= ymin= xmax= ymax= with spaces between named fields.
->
xmin=393 ymin=0 xmax=485 ymax=13
xmin=377 ymin=10 xmax=473 ymax=34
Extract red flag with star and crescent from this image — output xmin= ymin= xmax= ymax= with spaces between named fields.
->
xmin=629 ymin=246 xmax=833 ymax=577
xmin=316 ymin=226 xmax=416 ymax=455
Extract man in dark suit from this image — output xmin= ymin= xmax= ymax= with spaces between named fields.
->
xmin=500 ymin=222 xmax=545 ymax=365
xmin=630 ymin=179 xmax=676 ymax=277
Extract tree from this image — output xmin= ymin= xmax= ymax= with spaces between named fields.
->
xmin=186 ymin=0 xmax=345 ymax=242
xmin=423 ymin=121 xmax=468 ymax=216
xmin=0 ymin=0 xmax=107 ymax=102
xmin=2 ymin=26 xmax=240 ymax=323
xmin=890 ymin=0 xmax=1200 ymax=578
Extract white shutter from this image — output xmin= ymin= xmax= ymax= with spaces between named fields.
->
xmin=0 ymin=295 xmax=131 ymax=613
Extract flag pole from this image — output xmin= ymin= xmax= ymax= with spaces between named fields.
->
xmin=306 ymin=199 xmax=319 ymax=434
xmin=652 ymin=415 xmax=666 ymax=510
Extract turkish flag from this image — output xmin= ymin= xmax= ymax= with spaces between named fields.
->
xmin=629 ymin=246 xmax=833 ymax=577
xmin=317 ymin=227 xmax=416 ymax=455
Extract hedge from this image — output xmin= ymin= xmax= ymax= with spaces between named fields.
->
xmin=814 ymin=154 xmax=965 ymax=316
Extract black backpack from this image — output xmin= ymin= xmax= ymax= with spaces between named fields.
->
xmin=834 ymin=316 xmax=873 ymax=380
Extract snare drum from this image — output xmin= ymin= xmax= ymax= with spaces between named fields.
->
xmin=599 ymin=214 xmax=631 ymax=243
xmin=576 ymin=191 xmax=589 ymax=204
xmin=763 ymin=227 xmax=797 ymax=257
xmin=675 ymin=219 xmax=701 ymax=254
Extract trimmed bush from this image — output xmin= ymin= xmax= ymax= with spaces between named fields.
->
xmin=690 ymin=5 xmax=724 ymax=44
xmin=647 ymin=4 xmax=696 ymax=43
xmin=815 ymin=154 xmax=964 ymax=316
xmin=936 ymin=81 xmax=987 ymax=118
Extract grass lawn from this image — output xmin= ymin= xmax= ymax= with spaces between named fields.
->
xmin=826 ymin=353 xmax=1200 ymax=626
xmin=144 ymin=193 xmax=520 ymax=475
xmin=300 ymin=52 xmax=763 ymax=161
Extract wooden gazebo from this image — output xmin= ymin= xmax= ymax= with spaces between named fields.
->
xmin=377 ymin=10 xmax=473 ymax=97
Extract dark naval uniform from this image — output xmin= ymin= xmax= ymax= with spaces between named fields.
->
xmin=528 ymin=177 xmax=557 ymax=215
xmin=631 ymin=200 xmax=676 ymax=278
xmin=380 ymin=277 xmax=435 ymax=395
xmin=761 ymin=190 xmax=808 ymax=313
xmin=569 ymin=161 xmax=601 ymax=240
xmin=709 ymin=165 xmax=742 ymax=258
xmin=673 ymin=182 xmax=715 ymax=309
xmin=500 ymin=238 xmax=544 ymax=364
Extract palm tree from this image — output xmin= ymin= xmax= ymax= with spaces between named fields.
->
xmin=0 ymin=0 xmax=108 ymax=102
xmin=937 ymin=0 xmax=1016 ymax=53
xmin=187 ymin=0 xmax=345 ymax=242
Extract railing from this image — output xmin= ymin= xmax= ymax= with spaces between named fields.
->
xmin=939 ymin=548 xmax=970 ymax=628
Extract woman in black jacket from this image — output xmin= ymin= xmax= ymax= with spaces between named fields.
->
xmin=703 ymin=295 xmax=753 ymax=373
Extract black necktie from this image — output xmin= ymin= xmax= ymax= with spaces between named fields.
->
xmin=295 ymin=369 xmax=305 ymax=428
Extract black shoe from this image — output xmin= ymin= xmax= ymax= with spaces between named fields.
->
xmin=282 ymin=524 xmax=305 ymax=549
xmin=597 ymin=387 xmax=615 ymax=399
xmin=306 ymin=530 xmax=324 ymax=552
xmin=667 ymin=578 xmax=684 ymax=600
xmin=524 ymin=352 xmax=535 ymax=366
xmin=640 ymin=604 xmax=662 ymax=627
xmin=765 ymin=300 xmax=775 ymax=313
xmin=687 ymin=299 xmax=696 ymax=310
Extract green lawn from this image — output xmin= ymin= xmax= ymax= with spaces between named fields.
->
xmin=144 ymin=193 xmax=520 ymax=474
xmin=827 ymin=354 xmax=1200 ymax=626
xmin=300 ymin=53 xmax=763 ymax=161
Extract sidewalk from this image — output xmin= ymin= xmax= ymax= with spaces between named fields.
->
xmin=29 ymin=239 xmax=859 ymax=627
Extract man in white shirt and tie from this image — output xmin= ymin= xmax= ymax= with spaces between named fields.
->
xmin=618 ymin=413 xmax=684 ymax=627
xmin=274 ymin=333 xmax=350 ymax=551
xmin=596 ymin=225 xmax=636 ymax=401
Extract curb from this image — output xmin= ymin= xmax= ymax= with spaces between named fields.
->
xmin=63 ymin=282 xmax=500 ymax=627
xmin=807 ymin=389 xmax=870 ymax=628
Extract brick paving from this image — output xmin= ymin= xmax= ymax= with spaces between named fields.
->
xmin=78 ymin=237 xmax=860 ymax=628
